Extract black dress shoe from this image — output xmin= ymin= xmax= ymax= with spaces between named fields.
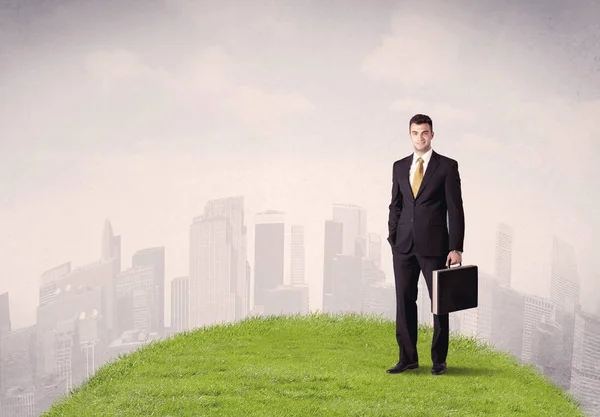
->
xmin=386 ymin=361 xmax=419 ymax=374
xmin=431 ymin=362 xmax=447 ymax=375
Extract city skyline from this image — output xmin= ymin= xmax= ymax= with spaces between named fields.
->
xmin=1 ymin=193 xmax=596 ymax=330
xmin=1 ymin=199 xmax=599 ymax=415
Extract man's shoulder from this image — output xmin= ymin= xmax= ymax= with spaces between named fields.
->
xmin=432 ymin=150 xmax=459 ymax=166
xmin=393 ymin=154 xmax=413 ymax=166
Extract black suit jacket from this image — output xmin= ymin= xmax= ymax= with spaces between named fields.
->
xmin=387 ymin=150 xmax=465 ymax=256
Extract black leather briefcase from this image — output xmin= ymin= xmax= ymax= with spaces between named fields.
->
xmin=431 ymin=263 xmax=478 ymax=315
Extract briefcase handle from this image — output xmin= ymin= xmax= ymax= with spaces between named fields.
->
xmin=447 ymin=262 xmax=462 ymax=268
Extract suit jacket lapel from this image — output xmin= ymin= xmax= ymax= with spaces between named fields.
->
xmin=414 ymin=151 xmax=439 ymax=200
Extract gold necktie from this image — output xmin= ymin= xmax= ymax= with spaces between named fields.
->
xmin=412 ymin=157 xmax=424 ymax=198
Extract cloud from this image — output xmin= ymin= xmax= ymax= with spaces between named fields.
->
xmin=391 ymin=99 xmax=471 ymax=124
xmin=224 ymin=86 xmax=315 ymax=134
xmin=363 ymin=2 xmax=600 ymax=188
xmin=180 ymin=45 xmax=235 ymax=95
xmin=84 ymin=48 xmax=175 ymax=94
xmin=82 ymin=46 xmax=315 ymax=136
xmin=360 ymin=6 xmax=469 ymax=93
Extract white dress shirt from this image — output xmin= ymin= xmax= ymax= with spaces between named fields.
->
xmin=409 ymin=147 xmax=433 ymax=185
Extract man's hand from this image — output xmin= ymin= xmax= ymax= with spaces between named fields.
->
xmin=446 ymin=251 xmax=462 ymax=267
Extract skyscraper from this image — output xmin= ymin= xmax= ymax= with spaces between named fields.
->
xmin=189 ymin=196 xmax=248 ymax=328
xmin=0 ymin=291 xmax=11 ymax=334
xmin=322 ymin=220 xmax=343 ymax=312
xmin=171 ymin=277 xmax=189 ymax=333
xmin=570 ymin=309 xmax=600 ymax=414
xmin=39 ymin=262 xmax=71 ymax=307
xmin=101 ymin=218 xmax=121 ymax=272
xmin=522 ymin=295 xmax=555 ymax=363
xmin=550 ymin=236 xmax=580 ymax=311
xmin=132 ymin=247 xmax=166 ymax=332
xmin=332 ymin=203 xmax=367 ymax=257
xmin=253 ymin=211 xmax=285 ymax=310
xmin=290 ymin=224 xmax=305 ymax=286
xmin=100 ymin=219 xmax=121 ymax=335
xmin=494 ymin=223 xmax=513 ymax=287
xmin=367 ymin=232 xmax=382 ymax=269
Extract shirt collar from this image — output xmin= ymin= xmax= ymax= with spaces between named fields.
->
xmin=412 ymin=148 xmax=433 ymax=165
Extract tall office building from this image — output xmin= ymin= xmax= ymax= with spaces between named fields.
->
xmin=253 ymin=211 xmax=285 ymax=309
xmin=0 ymin=291 xmax=11 ymax=394
xmin=332 ymin=203 xmax=367 ymax=257
xmin=0 ymin=292 xmax=10 ymax=334
xmin=171 ymin=277 xmax=189 ymax=333
xmin=550 ymin=236 xmax=580 ymax=312
xmin=101 ymin=218 xmax=121 ymax=271
xmin=570 ymin=309 xmax=600 ymax=414
xmin=322 ymin=220 xmax=343 ymax=312
xmin=322 ymin=203 xmax=367 ymax=313
xmin=100 ymin=219 xmax=121 ymax=335
xmin=367 ymin=233 xmax=382 ymax=269
xmin=1 ymin=325 xmax=36 ymax=403
xmin=116 ymin=266 xmax=155 ymax=333
xmin=494 ymin=223 xmax=513 ymax=288
xmin=290 ymin=225 xmax=305 ymax=286
xmin=491 ymin=285 xmax=526 ymax=359
xmin=39 ymin=262 xmax=71 ymax=307
xmin=330 ymin=255 xmax=363 ymax=313
xmin=190 ymin=215 xmax=234 ymax=327
xmin=132 ymin=247 xmax=165 ymax=332
xmin=189 ymin=196 xmax=248 ymax=328
xmin=476 ymin=272 xmax=494 ymax=342
xmin=522 ymin=295 xmax=555 ymax=363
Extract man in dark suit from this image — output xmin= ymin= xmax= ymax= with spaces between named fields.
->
xmin=386 ymin=114 xmax=465 ymax=376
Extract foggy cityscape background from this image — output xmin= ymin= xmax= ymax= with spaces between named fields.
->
xmin=1 ymin=0 xmax=599 ymax=415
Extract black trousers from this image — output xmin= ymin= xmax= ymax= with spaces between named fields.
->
xmin=392 ymin=247 xmax=449 ymax=365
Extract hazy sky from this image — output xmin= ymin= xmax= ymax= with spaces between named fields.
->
xmin=1 ymin=0 xmax=599 ymax=328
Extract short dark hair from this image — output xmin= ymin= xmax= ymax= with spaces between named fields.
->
xmin=409 ymin=114 xmax=433 ymax=131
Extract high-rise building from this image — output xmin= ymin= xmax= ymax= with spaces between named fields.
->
xmin=0 ymin=291 xmax=10 ymax=394
xmin=330 ymin=255 xmax=363 ymax=313
xmin=522 ymin=295 xmax=555 ymax=363
xmin=132 ymin=247 xmax=165 ymax=332
xmin=290 ymin=225 xmax=305 ymax=286
xmin=332 ymin=203 xmax=367 ymax=257
xmin=550 ymin=236 xmax=580 ymax=312
xmin=100 ymin=219 xmax=121 ymax=335
xmin=101 ymin=219 xmax=121 ymax=270
xmin=253 ymin=211 xmax=285 ymax=310
xmin=0 ymin=291 xmax=10 ymax=334
xmin=367 ymin=233 xmax=382 ymax=269
xmin=39 ymin=262 xmax=71 ymax=307
xmin=570 ymin=309 xmax=600 ymax=414
xmin=189 ymin=196 xmax=248 ymax=328
xmin=494 ymin=223 xmax=513 ymax=288
xmin=116 ymin=266 xmax=155 ymax=334
xmin=490 ymin=285 xmax=526 ymax=359
xmin=322 ymin=220 xmax=343 ymax=312
xmin=190 ymin=215 xmax=234 ymax=327
xmin=171 ymin=277 xmax=189 ymax=333
xmin=476 ymin=272 xmax=494 ymax=342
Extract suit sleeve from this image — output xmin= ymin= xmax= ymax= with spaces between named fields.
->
xmin=445 ymin=160 xmax=465 ymax=252
xmin=387 ymin=162 xmax=403 ymax=245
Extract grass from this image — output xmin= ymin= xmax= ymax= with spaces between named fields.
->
xmin=44 ymin=312 xmax=585 ymax=416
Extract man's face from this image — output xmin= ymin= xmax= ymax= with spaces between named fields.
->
xmin=410 ymin=122 xmax=434 ymax=154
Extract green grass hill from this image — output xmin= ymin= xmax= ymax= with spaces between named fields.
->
xmin=44 ymin=312 xmax=586 ymax=416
